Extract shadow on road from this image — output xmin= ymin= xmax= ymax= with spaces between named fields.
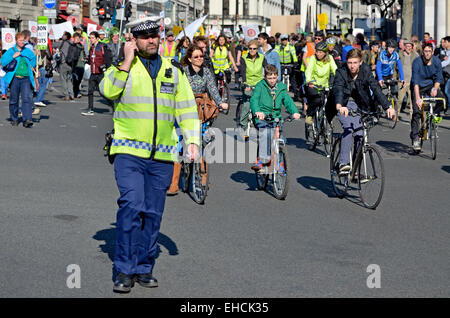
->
xmin=93 ymin=223 xmax=179 ymax=268
xmin=230 ymin=170 xmax=257 ymax=190
xmin=286 ymin=137 xmax=309 ymax=150
xmin=442 ymin=166 xmax=450 ymax=174
xmin=297 ymin=176 xmax=335 ymax=197
xmin=376 ymin=140 xmax=414 ymax=156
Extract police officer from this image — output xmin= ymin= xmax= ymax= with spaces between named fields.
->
xmin=275 ymin=34 xmax=300 ymax=100
xmin=100 ymin=17 xmax=201 ymax=293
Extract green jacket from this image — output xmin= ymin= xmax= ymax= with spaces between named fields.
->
xmin=250 ymin=79 xmax=299 ymax=124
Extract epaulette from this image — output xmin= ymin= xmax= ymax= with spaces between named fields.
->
xmin=170 ymin=59 xmax=185 ymax=75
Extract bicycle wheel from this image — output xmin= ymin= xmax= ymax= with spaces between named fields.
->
xmin=380 ymin=98 xmax=397 ymax=129
xmin=272 ymin=145 xmax=289 ymax=200
xmin=330 ymin=137 xmax=348 ymax=198
xmin=191 ymin=160 xmax=208 ymax=204
xmin=322 ymin=118 xmax=333 ymax=157
xmin=429 ymin=116 xmax=437 ymax=160
xmin=179 ymin=161 xmax=190 ymax=193
xmin=255 ymin=171 xmax=269 ymax=190
xmin=235 ymin=100 xmax=243 ymax=124
xmin=358 ymin=145 xmax=385 ymax=209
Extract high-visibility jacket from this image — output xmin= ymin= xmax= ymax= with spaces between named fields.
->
xmin=99 ymin=56 xmax=201 ymax=162
xmin=305 ymin=55 xmax=337 ymax=88
xmin=301 ymin=42 xmax=315 ymax=72
xmin=211 ymin=45 xmax=231 ymax=73
xmin=275 ymin=44 xmax=298 ymax=64
xmin=160 ymin=41 xmax=176 ymax=59
xmin=242 ymin=53 xmax=265 ymax=87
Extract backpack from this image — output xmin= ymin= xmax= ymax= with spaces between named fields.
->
xmin=64 ymin=42 xmax=78 ymax=67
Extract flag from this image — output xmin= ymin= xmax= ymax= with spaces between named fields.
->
xmin=176 ymin=15 xmax=208 ymax=42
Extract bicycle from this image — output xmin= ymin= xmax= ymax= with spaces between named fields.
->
xmin=304 ymin=85 xmax=334 ymax=157
xmin=179 ymin=120 xmax=215 ymax=205
xmin=330 ymin=108 xmax=386 ymax=209
xmin=255 ymin=114 xmax=296 ymax=200
xmin=414 ymin=96 xmax=446 ymax=160
xmin=235 ymin=84 xmax=255 ymax=141
xmin=281 ymin=64 xmax=293 ymax=92
xmin=216 ymin=70 xmax=230 ymax=114
xmin=378 ymin=78 xmax=399 ymax=129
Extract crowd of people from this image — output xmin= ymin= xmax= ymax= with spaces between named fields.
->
xmin=0 ymin=17 xmax=449 ymax=293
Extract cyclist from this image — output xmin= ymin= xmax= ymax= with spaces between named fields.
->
xmin=238 ymin=40 xmax=267 ymax=138
xmin=362 ymin=40 xmax=380 ymax=77
xmin=250 ymin=64 xmax=300 ymax=171
xmin=410 ymin=42 xmax=446 ymax=151
xmin=326 ymin=36 xmax=342 ymax=65
xmin=376 ymin=39 xmax=405 ymax=110
xmin=304 ymin=41 xmax=337 ymax=126
xmin=174 ymin=36 xmax=191 ymax=63
xmin=276 ymin=34 xmax=300 ymax=100
xmin=210 ymin=33 xmax=239 ymax=85
xmin=167 ymin=45 xmax=229 ymax=195
xmin=327 ymin=48 xmax=395 ymax=175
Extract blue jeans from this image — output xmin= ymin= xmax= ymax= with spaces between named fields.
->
xmin=0 ymin=77 xmax=7 ymax=95
xmin=337 ymin=101 xmax=363 ymax=165
xmin=113 ymin=154 xmax=174 ymax=275
xmin=256 ymin=120 xmax=274 ymax=163
xmin=34 ymin=67 xmax=49 ymax=103
xmin=9 ymin=77 xmax=33 ymax=122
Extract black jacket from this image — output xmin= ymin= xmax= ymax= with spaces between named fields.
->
xmin=326 ymin=62 xmax=390 ymax=122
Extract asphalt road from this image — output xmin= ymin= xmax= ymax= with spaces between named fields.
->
xmin=0 ymin=75 xmax=449 ymax=298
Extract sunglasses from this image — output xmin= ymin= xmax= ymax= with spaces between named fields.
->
xmin=192 ymin=55 xmax=204 ymax=59
xmin=249 ymin=47 xmax=258 ymax=50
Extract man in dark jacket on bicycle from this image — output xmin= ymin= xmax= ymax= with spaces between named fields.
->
xmin=326 ymin=48 xmax=395 ymax=175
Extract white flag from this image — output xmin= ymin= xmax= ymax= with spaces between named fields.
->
xmin=176 ymin=15 xmax=208 ymax=42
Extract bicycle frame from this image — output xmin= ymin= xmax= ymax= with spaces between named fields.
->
xmin=420 ymin=97 xmax=446 ymax=140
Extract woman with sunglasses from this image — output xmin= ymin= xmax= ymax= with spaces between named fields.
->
xmin=238 ymin=39 xmax=268 ymax=139
xmin=167 ymin=45 xmax=228 ymax=195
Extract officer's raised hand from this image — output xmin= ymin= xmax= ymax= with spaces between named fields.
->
xmin=119 ymin=39 xmax=138 ymax=72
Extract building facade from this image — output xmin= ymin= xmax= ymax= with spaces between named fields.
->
xmin=204 ymin=0 xmax=295 ymax=32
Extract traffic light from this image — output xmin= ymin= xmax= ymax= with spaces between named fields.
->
xmin=125 ymin=2 xmax=132 ymax=20
xmin=105 ymin=0 xmax=115 ymax=17
xmin=97 ymin=0 xmax=107 ymax=20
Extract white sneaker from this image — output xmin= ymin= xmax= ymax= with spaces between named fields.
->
xmin=81 ymin=110 xmax=94 ymax=116
xmin=34 ymin=101 xmax=47 ymax=107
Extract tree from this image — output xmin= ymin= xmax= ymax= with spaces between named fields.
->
xmin=379 ymin=0 xmax=397 ymax=18
xmin=400 ymin=0 xmax=414 ymax=39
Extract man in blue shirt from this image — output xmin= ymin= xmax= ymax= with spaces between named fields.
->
xmin=410 ymin=43 xmax=445 ymax=151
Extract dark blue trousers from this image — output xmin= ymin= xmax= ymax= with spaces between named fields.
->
xmin=9 ymin=76 xmax=33 ymax=122
xmin=113 ymin=154 xmax=174 ymax=275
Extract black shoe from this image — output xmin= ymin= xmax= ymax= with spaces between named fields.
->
xmin=135 ymin=273 xmax=158 ymax=288
xmin=23 ymin=120 xmax=33 ymax=128
xmin=113 ymin=273 xmax=135 ymax=293
xmin=10 ymin=120 xmax=18 ymax=126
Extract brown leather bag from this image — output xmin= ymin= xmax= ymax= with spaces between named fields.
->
xmin=195 ymin=93 xmax=219 ymax=123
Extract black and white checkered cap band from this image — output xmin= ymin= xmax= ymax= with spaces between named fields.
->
xmin=131 ymin=20 xmax=160 ymax=35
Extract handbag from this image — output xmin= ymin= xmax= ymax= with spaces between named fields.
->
xmin=3 ymin=49 xmax=18 ymax=72
xmin=195 ymin=93 xmax=219 ymax=123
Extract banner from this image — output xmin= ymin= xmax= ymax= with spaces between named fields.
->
xmin=317 ymin=13 xmax=328 ymax=31
xmin=1 ymin=28 xmax=16 ymax=50
xmin=87 ymin=23 xmax=97 ymax=35
xmin=52 ymin=21 xmax=74 ymax=40
xmin=175 ymin=15 xmax=208 ymax=42
xmin=37 ymin=16 xmax=48 ymax=50
xmin=241 ymin=25 xmax=260 ymax=42
xmin=29 ymin=21 xmax=38 ymax=37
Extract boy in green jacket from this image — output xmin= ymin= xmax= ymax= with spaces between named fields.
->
xmin=250 ymin=65 xmax=301 ymax=171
